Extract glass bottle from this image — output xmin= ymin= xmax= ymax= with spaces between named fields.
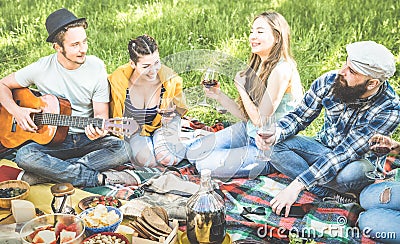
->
xmin=50 ymin=183 xmax=75 ymax=214
xmin=186 ymin=169 xmax=226 ymax=244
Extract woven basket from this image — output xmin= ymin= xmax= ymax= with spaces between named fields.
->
xmin=0 ymin=180 xmax=30 ymax=209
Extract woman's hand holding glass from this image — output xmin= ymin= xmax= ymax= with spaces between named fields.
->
xmin=203 ymin=83 xmax=221 ymax=100
xmin=199 ymin=68 xmax=219 ymax=106
xmin=157 ymin=100 xmax=176 ymax=129
xmin=255 ymin=115 xmax=276 ymax=161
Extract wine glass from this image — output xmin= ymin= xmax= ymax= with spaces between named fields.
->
xmin=366 ymin=134 xmax=392 ymax=180
xmin=199 ymin=68 xmax=219 ymax=107
xmin=256 ymin=115 xmax=276 ymax=161
xmin=157 ymin=100 xmax=176 ymax=130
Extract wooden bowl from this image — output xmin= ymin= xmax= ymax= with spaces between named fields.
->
xmin=0 ymin=180 xmax=30 ymax=209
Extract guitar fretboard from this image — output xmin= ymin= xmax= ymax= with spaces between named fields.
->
xmin=33 ymin=113 xmax=104 ymax=128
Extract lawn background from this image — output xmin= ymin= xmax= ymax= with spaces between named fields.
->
xmin=1 ymin=0 xmax=399 ymax=138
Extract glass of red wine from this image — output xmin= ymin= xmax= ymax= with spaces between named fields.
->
xmin=157 ymin=100 xmax=176 ymax=130
xmin=256 ymin=115 xmax=276 ymax=161
xmin=199 ymin=68 xmax=219 ymax=107
xmin=366 ymin=134 xmax=392 ymax=180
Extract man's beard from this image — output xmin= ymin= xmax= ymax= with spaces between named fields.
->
xmin=331 ymin=74 xmax=369 ymax=104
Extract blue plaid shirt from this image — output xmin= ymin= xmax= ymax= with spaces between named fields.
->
xmin=276 ymin=70 xmax=400 ymax=188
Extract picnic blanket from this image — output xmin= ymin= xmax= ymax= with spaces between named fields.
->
xmin=0 ymin=153 xmax=382 ymax=243
xmin=219 ymin=173 xmax=377 ymax=243
xmin=81 ymin=162 xmax=375 ymax=243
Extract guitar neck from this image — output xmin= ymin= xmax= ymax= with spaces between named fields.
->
xmin=34 ymin=113 xmax=104 ymax=129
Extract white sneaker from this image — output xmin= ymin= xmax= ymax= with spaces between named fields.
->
xmin=102 ymin=170 xmax=141 ymax=186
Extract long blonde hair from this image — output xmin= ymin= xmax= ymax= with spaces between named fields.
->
xmin=238 ymin=11 xmax=294 ymax=118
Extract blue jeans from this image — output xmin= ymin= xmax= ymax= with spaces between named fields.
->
xmin=127 ymin=116 xmax=187 ymax=167
xmin=15 ymin=134 xmax=129 ymax=187
xmin=186 ymin=121 xmax=272 ymax=179
xmin=359 ymin=182 xmax=400 ymax=243
xmin=270 ymin=135 xmax=374 ymax=197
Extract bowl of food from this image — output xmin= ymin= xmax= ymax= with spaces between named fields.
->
xmin=78 ymin=195 xmax=121 ymax=210
xmin=0 ymin=180 xmax=30 ymax=209
xmin=19 ymin=213 xmax=85 ymax=244
xmin=82 ymin=232 xmax=130 ymax=244
xmin=79 ymin=204 xmax=123 ymax=236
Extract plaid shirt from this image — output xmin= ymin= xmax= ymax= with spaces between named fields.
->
xmin=276 ymin=70 xmax=400 ymax=188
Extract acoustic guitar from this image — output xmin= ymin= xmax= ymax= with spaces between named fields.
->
xmin=0 ymin=88 xmax=138 ymax=148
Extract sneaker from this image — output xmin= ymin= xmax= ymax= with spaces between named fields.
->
xmin=102 ymin=170 xmax=141 ymax=186
xmin=20 ymin=171 xmax=50 ymax=185
xmin=322 ymin=192 xmax=358 ymax=204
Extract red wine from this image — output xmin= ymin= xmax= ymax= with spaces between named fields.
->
xmin=372 ymin=146 xmax=391 ymax=157
xmin=202 ymin=79 xmax=218 ymax=88
xmin=257 ymin=131 xmax=275 ymax=139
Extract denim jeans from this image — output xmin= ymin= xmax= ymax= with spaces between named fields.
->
xmin=358 ymin=182 xmax=400 ymax=243
xmin=15 ymin=134 xmax=129 ymax=187
xmin=186 ymin=121 xmax=272 ymax=179
xmin=127 ymin=116 xmax=187 ymax=167
xmin=270 ymin=135 xmax=374 ymax=197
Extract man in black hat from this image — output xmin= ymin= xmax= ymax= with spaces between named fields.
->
xmin=0 ymin=8 xmax=139 ymax=187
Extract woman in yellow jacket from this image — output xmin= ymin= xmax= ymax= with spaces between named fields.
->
xmin=108 ymin=34 xmax=187 ymax=167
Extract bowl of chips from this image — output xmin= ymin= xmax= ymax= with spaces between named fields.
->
xmin=79 ymin=204 xmax=123 ymax=236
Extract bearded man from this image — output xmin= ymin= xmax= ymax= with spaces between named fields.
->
xmin=255 ymin=41 xmax=400 ymax=217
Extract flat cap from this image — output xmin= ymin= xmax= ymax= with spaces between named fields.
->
xmin=346 ymin=41 xmax=395 ymax=81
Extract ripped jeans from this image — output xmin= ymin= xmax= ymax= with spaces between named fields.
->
xmin=127 ymin=116 xmax=187 ymax=167
xmin=186 ymin=121 xmax=272 ymax=179
xmin=270 ymin=135 xmax=374 ymax=197
xmin=358 ymin=181 xmax=400 ymax=243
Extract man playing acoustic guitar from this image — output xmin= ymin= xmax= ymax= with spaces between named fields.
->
xmin=0 ymin=8 xmax=140 ymax=187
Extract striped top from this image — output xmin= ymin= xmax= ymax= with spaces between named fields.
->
xmin=123 ymin=86 xmax=166 ymax=127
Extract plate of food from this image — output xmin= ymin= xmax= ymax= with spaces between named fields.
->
xmin=78 ymin=196 xmax=122 ymax=210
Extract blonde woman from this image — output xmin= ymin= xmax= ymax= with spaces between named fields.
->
xmin=186 ymin=11 xmax=303 ymax=178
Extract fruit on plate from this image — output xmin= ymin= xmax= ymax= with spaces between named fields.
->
xmin=88 ymin=196 xmax=120 ymax=208
xmin=26 ymin=221 xmax=79 ymax=243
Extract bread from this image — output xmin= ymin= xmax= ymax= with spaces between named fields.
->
xmin=136 ymin=216 xmax=169 ymax=237
xmin=150 ymin=206 xmax=169 ymax=223
xmin=141 ymin=207 xmax=172 ymax=234
xmin=129 ymin=206 xmax=172 ymax=242
xmin=129 ymin=220 xmax=152 ymax=239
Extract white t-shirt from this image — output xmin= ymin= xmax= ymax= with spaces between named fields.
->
xmin=15 ymin=54 xmax=110 ymax=134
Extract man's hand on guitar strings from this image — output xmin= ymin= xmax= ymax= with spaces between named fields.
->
xmin=15 ymin=107 xmax=41 ymax=133
xmin=85 ymin=124 xmax=108 ymax=140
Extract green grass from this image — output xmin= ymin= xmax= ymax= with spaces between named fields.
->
xmin=1 ymin=0 xmax=400 ymax=138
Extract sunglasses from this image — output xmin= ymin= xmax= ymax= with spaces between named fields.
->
xmin=241 ymin=206 xmax=266 ymax=216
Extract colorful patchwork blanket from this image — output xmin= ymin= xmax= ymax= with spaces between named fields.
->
xmin=83 ymin=162 xmax=376 ymax=243
xmin=219 ymin=173 xmax=376 ymax=243
xmin=1 ymin=148 xmax=382 ymax=243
